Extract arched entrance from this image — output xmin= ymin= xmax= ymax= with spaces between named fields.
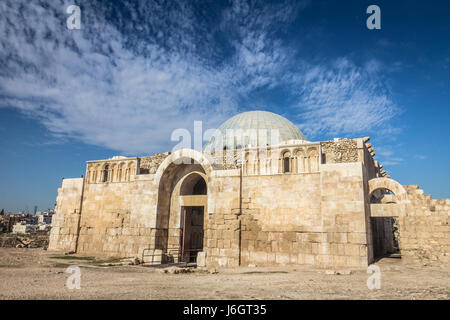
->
xmin=179 ymin=172 xmax=207 ymax=262
xmin=368 ymin=178 xmax=408 ymax=262
xmin=154 ymin=149 xmax=211 ymax=264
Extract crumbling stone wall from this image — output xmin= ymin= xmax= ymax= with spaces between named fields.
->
xmin=399 ymin=185 xmax=450 ymax=266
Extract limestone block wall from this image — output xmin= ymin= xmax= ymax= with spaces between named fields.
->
xmin=205 ymin=170 xmax=241 ymax=267
xmin=318 ymin=162 xmax=371 ymax=268
xmin=237 ymin=173 xmax=323 ymax=266
xmin=205 ymin=162 xmax=371 ymax=269
xmin=76 ymin=175 xmax=159 ymax=258
xmin=399 ymin=185 xmax=450 ymax=266
xmin=48 ymin=178 xmax=84 ymax=252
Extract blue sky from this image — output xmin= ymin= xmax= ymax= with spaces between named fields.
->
xmin=0 ymin=0 xmax=449 ymax=212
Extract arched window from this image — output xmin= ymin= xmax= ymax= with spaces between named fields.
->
xmin=180 ymin=173 xmax=207 ymax=195
xmin=282 ymin=151 xmax=291 ymax=173
xmin=103 ymin=164 xmax=109 ymax=182
xmin=117 ymin=163 xmax=124 ymax=182
xmin=192 ymin=178 xmax=207 ymax=195
xmin=283 ymin=157 xmax=290 ymax=173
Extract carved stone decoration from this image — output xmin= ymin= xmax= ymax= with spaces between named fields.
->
xmin=139 ymin=153 xmax=170 ymax=174
xmin=321 ymin=139 xmax=358 ymax=163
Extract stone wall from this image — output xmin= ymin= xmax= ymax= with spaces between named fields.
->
xmin=205 ymin=162 xmax=371 ymax=268
xmin=138 ymin=153 xmax=169 ymax=174
xmin=76 ymin=175 xmax=160 ymax=258
xmin=205 ymin=170 xmax=241 ymax=267
xmin=49 ymin=146 xmax=449 ymax=269
xmin=399 ymin=185 xmax=450 ymax=266
xmin=321 ymin=139 xmax=359 ymax=164
xmin=318 ymin=162 xmax=370 ymax=267
xmin=48 ymin=178 xmax=84 ymax=252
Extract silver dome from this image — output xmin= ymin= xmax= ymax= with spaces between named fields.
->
xmin=204 ymin=110 xmax=307 ymax=151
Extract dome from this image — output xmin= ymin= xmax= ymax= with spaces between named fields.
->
xmin=204 ymin=110 xmax=307 ymax=151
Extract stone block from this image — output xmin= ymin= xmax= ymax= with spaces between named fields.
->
xmin=197 ymin=251 xmax=206 ymax=267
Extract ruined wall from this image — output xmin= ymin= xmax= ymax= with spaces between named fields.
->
xmin=399 ymin=185 xmax=450 ymax=266
xmin=48 ymin=178 xmax=84 ymax=252
xmin=367 ymin=179 xmax=450 ymax=267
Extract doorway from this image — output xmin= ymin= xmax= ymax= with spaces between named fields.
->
xmin=181 ymin=206 xmax=204 ymax=263
xmin=370 ymin=189 xmax=401 ymax=261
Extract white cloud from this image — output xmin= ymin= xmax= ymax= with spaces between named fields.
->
xmin=374 ymin=147 xmax=404 ymax=168
xmin=0 ymin=0 xmax=400 ymax=155
xmin=295 ymin=58 xmax=400 ymax=137
xmin=382 ymin=159 xmax=403 ymax=166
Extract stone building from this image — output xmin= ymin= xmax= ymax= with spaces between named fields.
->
xmin=12 ymin=222 xmax=37 ymax=234
xmin=48 ymin=111 xmax=450 ymax=268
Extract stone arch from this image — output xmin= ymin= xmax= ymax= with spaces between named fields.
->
xmin=117 ymin=162 xmax=125 ymax=181
xmin=294 ymin=148 xmax=306 ymax=173
xmin=86 ymin=165 xmax=93 ymax=183
xmin=280 ymin=149 xmax=291 ymax=173
xmin=368 ymin=177 xmax=407 ymax=262
xmin=153 ymin=149 xmax=212 ymax=252
xmin=368 ymin=177 xmax=408 ymax=202
xmin=101 ymin=163 xmax=110 ymax=182
xmin=110 ymin=163 xmax=117 ymax=182
xmin=92 ymin=164 xmax=100 ymax=183
xmin=307 ymin=147 xmax=319 ymax=172
xmin=155 ymin=149 xmax=213 ymax=183
xmin=128 ymin=161 xmax=136 ymax=179
xmin=180 ymin=171 xmax=208 ymax=195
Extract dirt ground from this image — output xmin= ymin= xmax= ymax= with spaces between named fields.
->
xmin=0 ymin=248 xmax=448 ymax=300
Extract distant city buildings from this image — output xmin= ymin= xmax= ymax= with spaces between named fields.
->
xmin=12 ymin=222 xmax=37 ymax=234
xmin=0 ymin=209 xmax=54 ymax=234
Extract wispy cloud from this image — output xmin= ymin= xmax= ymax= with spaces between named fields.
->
xmin=375 ymin=147 xmax=404 ymax=167
xmin=295 ymin=58 xmax=400 ymax=137
xmin=0 ymin=0 xmax=399 ymax=154
xmin=414 ymin=154 xmax=427 ymax=160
